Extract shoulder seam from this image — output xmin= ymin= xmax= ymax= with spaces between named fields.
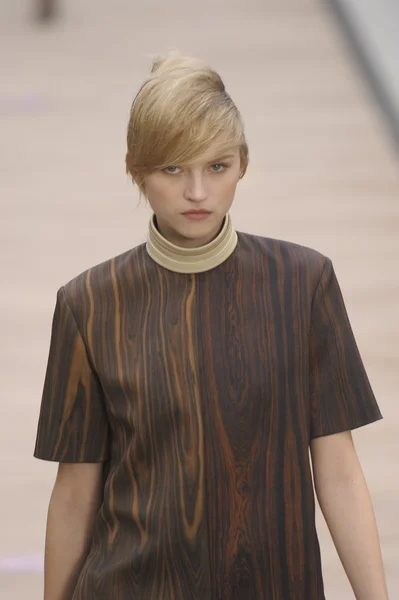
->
xmin=60 ymin=285 xmax=98 ymax=375
xmin=310 ymin=255 xmax=329 ymax=314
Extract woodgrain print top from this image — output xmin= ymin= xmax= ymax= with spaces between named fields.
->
xmin=34 ymin=222 xmax=382 ymax=599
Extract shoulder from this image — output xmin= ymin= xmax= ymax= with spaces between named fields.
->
xmin=237 ymin=230 xmax=329 ymax=287
xmin=62 ymin=242 xmax=146 ymax=317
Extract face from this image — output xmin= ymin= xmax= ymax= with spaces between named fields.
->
xmin=140 ymin=142 xmax=242 ymax=248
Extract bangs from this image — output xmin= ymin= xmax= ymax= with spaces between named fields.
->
xmin=151 ymin=113 xmax=243 ymax=170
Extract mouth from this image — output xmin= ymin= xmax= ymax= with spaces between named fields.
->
xmin=182 ymin=210 xmax=212 ymax=221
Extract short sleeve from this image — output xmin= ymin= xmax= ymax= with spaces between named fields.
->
xmin=34 ymin=286 xmax=111 ymax=462
xmin=309 ymin=257 xmax=383 ymax=439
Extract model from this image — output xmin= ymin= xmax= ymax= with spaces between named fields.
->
xmin=34 ymin=52 xmax=389 ymax=599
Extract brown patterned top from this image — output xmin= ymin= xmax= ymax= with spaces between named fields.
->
xmin=34 ymin=216 xmax=382 ymax=599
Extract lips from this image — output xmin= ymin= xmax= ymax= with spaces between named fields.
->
xmin=183 ymin=211 xmax=211 ymax=215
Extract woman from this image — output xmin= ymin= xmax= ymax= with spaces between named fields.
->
xmin=34 ymin=53 xmax=389 ymax=599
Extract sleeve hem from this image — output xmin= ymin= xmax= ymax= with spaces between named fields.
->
xmin=310 ymin=412 xmax=383 ymax=440
xmin=33 ymin=452 xmax=110 ymax=464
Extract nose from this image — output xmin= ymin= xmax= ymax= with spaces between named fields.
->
xmin=183 ymin=173 xmax=208 ymax=202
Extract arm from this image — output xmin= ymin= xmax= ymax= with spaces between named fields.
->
xmin=44 ymin=462 xmax=104 ymax=600
xmin=310 ymin=431 xmax=389 ymax=600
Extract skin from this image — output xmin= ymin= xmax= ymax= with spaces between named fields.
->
xmin=311 ymin=431 xmax=389 ymax=599
xmin=136 ymin=142 xmax=243 ymax=248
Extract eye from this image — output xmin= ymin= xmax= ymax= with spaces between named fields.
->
xmin=163 ymin=166 xmax=181 ymax=175
xmin=210 ymin=163 xmax=228 ymax=173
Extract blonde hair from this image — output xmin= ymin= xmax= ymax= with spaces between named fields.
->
xmin=125 ymin=52 xmax=249 ymax=196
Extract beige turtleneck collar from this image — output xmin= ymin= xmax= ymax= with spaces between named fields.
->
xmin=146 ymin=212 xmax=238 ymax=274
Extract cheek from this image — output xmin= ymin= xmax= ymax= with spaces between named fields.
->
xmin=144 ymin=178 xmax=172 ymax=209
xmin=219 ymin=174 xmax=239 ymax=198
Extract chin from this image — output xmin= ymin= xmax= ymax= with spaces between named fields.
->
xmin=177 ymin=227 xmax=203 ymax=239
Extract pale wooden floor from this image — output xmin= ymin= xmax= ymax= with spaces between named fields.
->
xmin=0 ymin=0 xmax=398 ymax=598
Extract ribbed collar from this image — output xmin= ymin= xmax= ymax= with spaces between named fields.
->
xmin=146 ymin=212 xmax=238 ymax=274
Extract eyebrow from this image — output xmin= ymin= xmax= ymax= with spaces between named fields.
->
xmin=180 ymin=154 xmax=235 ymax=168
xmin=210 ymin=154 xmax=235 ymax=161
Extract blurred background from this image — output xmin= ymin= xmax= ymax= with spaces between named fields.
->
xmin=1 ymin=0 xmax=398 ymax=597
